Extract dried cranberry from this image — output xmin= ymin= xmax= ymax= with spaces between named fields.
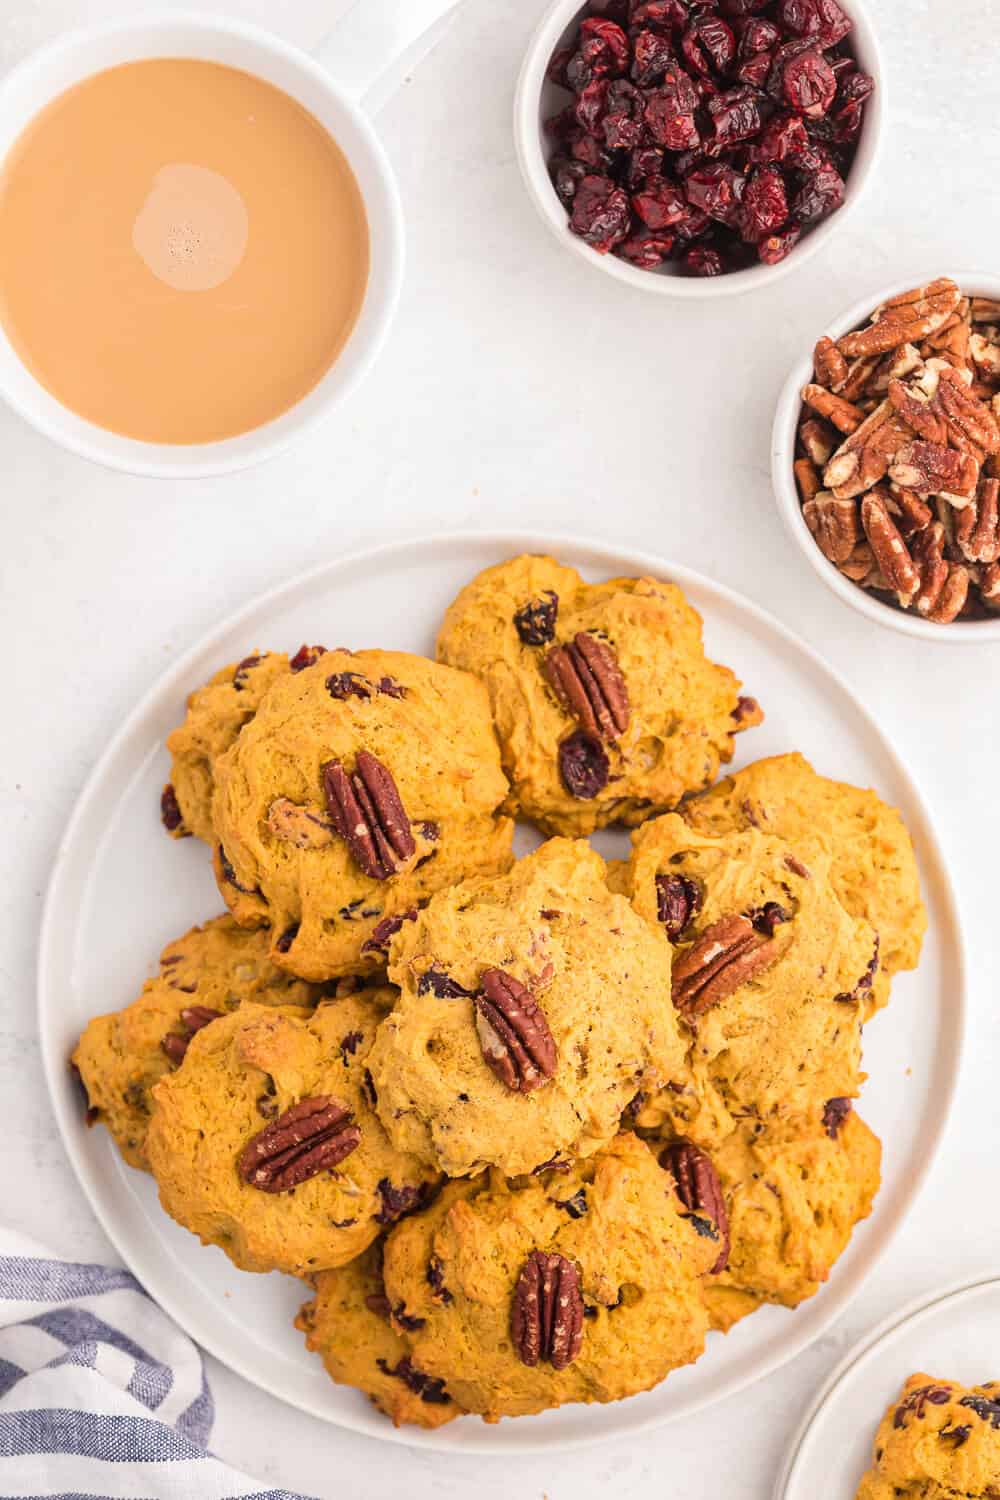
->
xmin=780 ymin=48 xmax=836 ymax=117
xmin=601 ymin=79 xmax=645 ymax=149
xmin=684 ymin=244 xmax=725 ymax=275
xmin=547 ymin=46 xmax=574 ymax=86
xmin=376 ymin=1358 xmax=450 ymax=1406
xmin=631 ymin=28 xmax=675 ymax=86
xmin=417 ymin=966 xmax=474 ymax=999
xmin=558 ymin=731 xmax=609 ymax=799
xmin=673 ymin=204 xmax=711 ymax=240
xmin=757 ymin=219 xmax=802 ymax=263
xmin=644 ymin=67 xmax=701 ymax=150
xmin=822 ymin=68 xmax=874 ymax=143
xmin=570 ymin=131 xmax=611 ymax=169
xmin=822 ymin=1096 xmax=852 ymax=1139
xmin=632 ymin=176 xmax=688 ymax=228
xmin=618 ymin=231 xmax=676 ymax=266
xmin=375 ymin=1180 xmax=430 ymax=1226
xmin=739 ymin=164 xmax=788 ymax=240
xmin=736 ymin=49 xmax=772 ymax=86
xmin=718 ymin=0 xmax=770 ymax=14
xmin=685 ymin=162 xmax=746 ymax=225
xmin=569 ymin=175 xmax=631 ymax=252
xmin=750 ymin=111 xmax=808 ymax=162
xmin=738 ymin=17 xmax=780 ymax=56
xmin=160 ymin=784 xmax=186 ymax=835
xmin=361 ymin=909 xmax=418 ymax=955
xmin=275 ymin=924 xmax=299 ymax=954
xmin=579 ymin=16 xmax=631 ymax=76
xmin=777 ymin=0 xmax=852 ymax=47
xmin=749 ymin=900 xmax=790 ymax=936
xmin=575 ymin=78 xmax=610 ymax=132
xmin=625 ymin=145 xmax=664 ymax=189
xmin=705 ymin=85 xmax=767 ymax=153
xmin=792 ymin=158 xmax=844 ymax=224
xmin=289 ymin=644 xmax=327 ymax=673
xmin=681 ymin=14 xmax=735 ymax=78
xmin=514 ymin=591 xmax=559 ymax=645
xmin=630 ymin=0 xmax=689 ymax=28
xmin=566 ymin=51 xmax=595 ymax=92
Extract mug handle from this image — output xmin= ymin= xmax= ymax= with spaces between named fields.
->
xmin=314 ymin=0 xmax=466 ymax=115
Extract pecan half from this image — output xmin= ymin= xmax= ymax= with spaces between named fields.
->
xmin=889 ymin=441 xmax=979 ymax=504
xmin=661 ymin=1141 xmax=730 ymax=1273
xmin=267 ymin=798 xmax=335 ymax=851
xmin=671 ymin=914 xmax=781 ymax=1019
xmin=956 ymin=477 xmax=1000 ymax=563
xmin=545 ymin=632 xmax=630 ymax=741
xmin=475 ymin=968 xmax=557 ymax=1094
xmin=655 ymin=874 xmax=703 ymax=941
xmin=160 ymin=1005 xmax=223 ymax=1065
xmin=511 ymin=1251 xmax=584 ymax=1371
xmin=837 ymin=278 xmax=961 ymax=358
xmin=795 ymin=457 xmax=821 ymax=503
xmin=237 ymin=1096 xmax=360 ymax=1192
xmin=926 ymin=563 xmax=970 ymax=623
xmin=799 ymin=417 xmax=837 ymax=466
xmin=860 ymin=489 xmax=920 ymax=602
xmin=813 ymin=336 xmax=848 ymax=391
xmin=802 ymin=492 xmax=860 ymax=564
xmin=823 ymin=402 xmax=910 ymax=499
xmin=887 ymin=378 xmax=948 ymax=444
xmin=935 ymin=365 xmax=1000 ymax=455
xmin=911 ymin=522 xmax=949 ymax=616
xmin=800 ymin=383 xmax=863 ymax=435
xmin=323 ymin=752 xmax=415 ymax=881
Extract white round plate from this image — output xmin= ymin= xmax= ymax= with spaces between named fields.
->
xmin=776 ymin=1276 xmax=1000 ymax=1499
xmin=39 ymin=532 xmax=964 ymax=1454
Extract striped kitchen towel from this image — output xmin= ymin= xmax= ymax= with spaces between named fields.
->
xmin=0 ymin=1229 xmax=314 ymax=1499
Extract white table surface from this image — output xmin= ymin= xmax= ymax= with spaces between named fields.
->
xmin=1 ymin=1 xmax=996 ymax=1495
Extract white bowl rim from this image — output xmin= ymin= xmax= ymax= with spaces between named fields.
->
xmin=513 ymin=0 xmax=886 ymax=300
xmin=771 ymin=268 xmax=1000 ymax=641
xmin=0 ymin=9 xmax=405 ymax=480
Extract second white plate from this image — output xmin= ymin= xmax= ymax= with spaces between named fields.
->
xmin=777 ymin=1277 xmax=1000 ymax=1499
xmin=39 ymin=532 xmax=965 ymax=1453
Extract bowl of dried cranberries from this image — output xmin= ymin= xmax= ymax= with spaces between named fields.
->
xmin=772 ymin=273 xmax=1000 ymax=639
xmin=514 ymin=0 xmax=883 ymax=295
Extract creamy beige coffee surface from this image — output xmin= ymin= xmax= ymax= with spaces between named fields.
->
xmin=0 ymin=59 xmax=370 ymax=443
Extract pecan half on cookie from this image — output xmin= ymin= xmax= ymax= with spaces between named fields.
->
xmin=512 ymin=1250 xmax=584 ymax=1371
xmin=544 ymin=633 xmax=630 ymax=742
xmin=661 ymin=1140 xmax=730 ymax=1273
xmin=238 ymin=1096 xmax=361 ymax=1193
xmin=671 ymin=913 xmax=781 ymax=1018
xmin=323 ymin=752 xmax=416 ymax=881
xmin=474 ymin=968 xmax=557 ymax=1094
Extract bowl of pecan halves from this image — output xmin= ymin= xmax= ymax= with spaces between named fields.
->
xmin=773 ymin=274 xmax=1000 ymax=637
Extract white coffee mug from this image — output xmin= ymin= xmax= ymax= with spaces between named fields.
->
xmin=0 ymin=2 xmax=462 ymax=478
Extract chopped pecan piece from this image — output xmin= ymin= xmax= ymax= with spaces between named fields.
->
xmin=655 ymin=874 xmax=703 ymax=941
xmin=672 ymin=914 xmax=781 ymax=1019
xmin=237 ymin=1096 xmax=361 ymax=1192
xmin=661 ymin=1140 xmax=730 ymax=1273
xmin=475 ymin=968 xmax=557 ymax=1094
xmin=837 ymin=278 xmax=961 ymax=358
xmin=323 ymin=752 xmax=415 ymax=881
xmin=840 ymin=355 xmax=881 ymax=403
xmin=837 ymin=541 xmax=875 ymax=582
xmin=160 ymin=1005 xmax=223 ymax=1065
xmin=956 ymin=477 xmax=1000 ymax=563
xmin=798 ymin=417 xmax=837 ymax=466
xmin=887 ymin=378 xmax=947 ymax=444
xmin=800 ymin=383 xmax=863 ymax=434
xmin=886 ymin=486 xmax=932 ymax=535
xmin=267 ymin=798 xmax=335 ymax=851
xmin=795 ymin=457 xmax=821 ymax=502
xmin=911 ymin=523 xmax=949 ymax=616
xmin=813 ymin=336 xmax=848 ymax=391
xmin=888 ymin=441 xmax=979 ymax=503
xmin=803 ymin=492 xmax=860 ymax=564
xmin=981 ymin=561 xmax=1000 ymax=605
xmin=926 ymin=563 xmax=970 ymax=623
xmin=972 ymin=298 xmax=1000 ymax=324
xmin=860 ymin=490 xmax=920 ymax=602
xmin=514 ymin=592 xmax=559 ymax=646
xmin=545 ymin=632 xmax=630 ymax=741
xmin=970 ymin=333 xmax=1000 ymax=383
xmin=935 ymin=364 xmax=1000 ymax=455
xmin=512 ymin=1251 xmax=584 ymax=1371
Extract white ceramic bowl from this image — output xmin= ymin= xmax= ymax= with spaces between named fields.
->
xmin=772 ymin=271 xmax=1000 ymax=642
xmin=514 ymin=0 xmax=885 ymax=299
xmin=0 ymin=3 xmax=463 ymax=478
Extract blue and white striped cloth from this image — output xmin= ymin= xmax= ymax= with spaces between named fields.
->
xmin=0 ymin=1230 xmax=314 ymax=1499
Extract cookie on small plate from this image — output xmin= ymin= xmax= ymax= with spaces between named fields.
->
xmin=297 ymin=1243 xmax=465 ymax=1430
xmin=436 ymin=554 xmax=761 ymax=837
xmin=379 ymin=1133 xmax=718 ymax=1422
xmin=72 ymin=914 xmax=316 ymax=1171
xmin=210 ymin=649 xmax=515 ymax=981
xmin=854 ymin=1372 xmax=1000 ymax=1499
xmin=368 ymin=838 xmax=687 ymax=1178
xmin=146 ymin=996 xmax=439 ymax=1277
